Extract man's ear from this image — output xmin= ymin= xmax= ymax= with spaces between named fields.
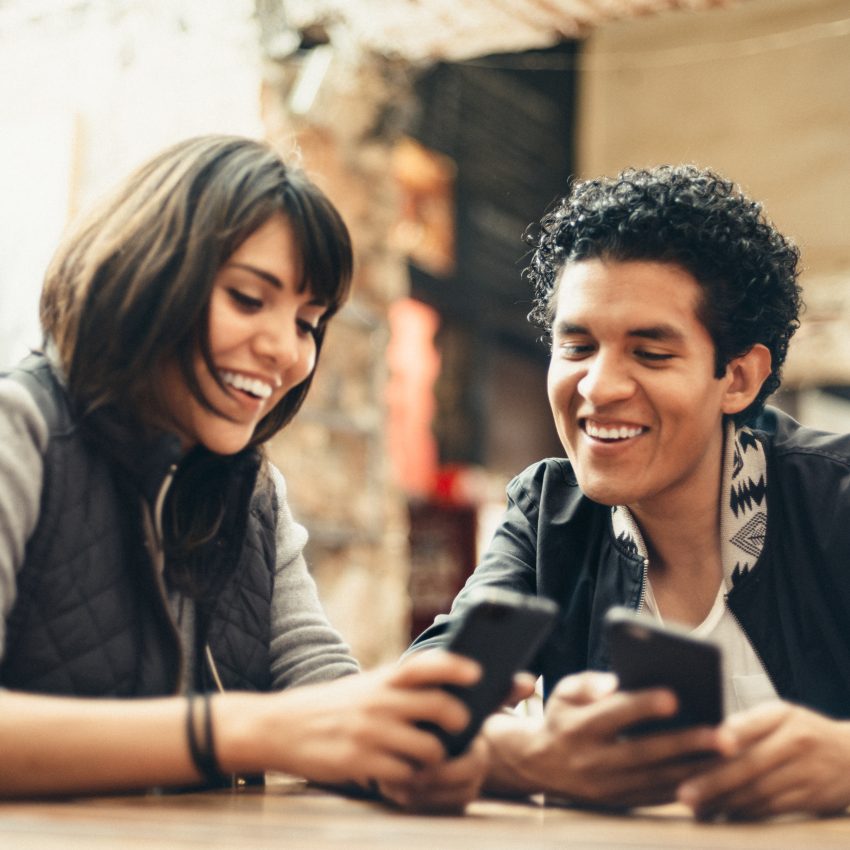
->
xmin=722 ymin=343 xmax=772 ymax=416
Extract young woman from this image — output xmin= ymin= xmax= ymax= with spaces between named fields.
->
xmin=0 ymin=135 xmax=487 ymax=807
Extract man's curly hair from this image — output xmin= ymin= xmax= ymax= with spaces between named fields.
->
xmin=525 ymin=164 xmax=803 ymax=424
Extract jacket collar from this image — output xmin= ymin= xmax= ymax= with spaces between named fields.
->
xmin=611 ymin=420 xmax=768 ymax=588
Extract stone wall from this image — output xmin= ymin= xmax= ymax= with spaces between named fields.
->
xmin=260 ymin=53 xmax=416 ymax=666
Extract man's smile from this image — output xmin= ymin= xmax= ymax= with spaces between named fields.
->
xmin=581 ymin=419 xmax=647 ymax=441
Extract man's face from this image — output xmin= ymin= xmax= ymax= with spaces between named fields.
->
xmin=547 ymin=259 xmax=734 ymax=517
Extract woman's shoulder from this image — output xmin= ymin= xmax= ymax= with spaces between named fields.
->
xmin=253 ymin=460 xmax=288 ymax=516
xmin=258 ymin=461 xmax=309 ymax=567
xmin=1 ymin=352 xmax=72 ymax=440
xmin=0 ymin=366 xmax=50 ymax=577
xmin=0 ymin=371 xmax=50 ymax=458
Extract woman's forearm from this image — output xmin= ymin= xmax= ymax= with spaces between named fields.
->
xmin=0 ymin=690 xmax=200 ymax=796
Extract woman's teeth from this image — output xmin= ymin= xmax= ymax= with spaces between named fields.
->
xmin=220 ymin=371 xmax=273 ymax=399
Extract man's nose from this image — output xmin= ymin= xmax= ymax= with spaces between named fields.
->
xmin=576 ymin=351 xmax=635 ymax=404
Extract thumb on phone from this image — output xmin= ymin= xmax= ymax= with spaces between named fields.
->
xmin=504 ymin=672 xmax=537 ymax=707
xmin=552 ymin=671 xmax=619 ymax=706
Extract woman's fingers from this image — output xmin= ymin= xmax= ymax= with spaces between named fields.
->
xmin=389 ymin=650 xmax=481 ymax=688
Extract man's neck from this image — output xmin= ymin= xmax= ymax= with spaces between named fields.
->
xmin=641 ymin=510 xmax=723 ymax=627
xmin=629 ymin=439 xmax=725 ymax=627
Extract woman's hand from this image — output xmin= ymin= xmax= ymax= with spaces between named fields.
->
xmin=377 ymin=735 xmax=490 ymax=813
xmin=375 ymin=671 xmax=535 ymax=812
xmin=223 ymin=650 xmax=482 ymax=789
xmin=0 ymin=652 xmax=481 ymax=799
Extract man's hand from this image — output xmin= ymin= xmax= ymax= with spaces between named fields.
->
xmin=678 ymin=701 xmax=850 ymax=820
xmin=484 ymin=670 xmax=735 ymax=807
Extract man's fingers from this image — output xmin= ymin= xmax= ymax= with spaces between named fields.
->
xmin=551 ymin=671 xmax=619 ymax=705
xmin=722 ymin=700 xmax=786 ymax=745
xmin=556 ymin=686 xmax=680 ymax=741
xmin=678 ymin=737 xmax=791 ymax=812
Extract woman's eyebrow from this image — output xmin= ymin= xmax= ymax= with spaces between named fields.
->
xmin=226 ymin=262 xmax=329 ymax=308
xmin=227 ymin=262 xmax=283 ymax=290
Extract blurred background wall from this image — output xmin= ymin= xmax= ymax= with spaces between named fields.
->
xmin=1 ymin=0 xmax=848 ymax=665
xmin=578 ymin=0 xmax=850 ymax=412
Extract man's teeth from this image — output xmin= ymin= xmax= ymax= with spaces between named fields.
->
xmin=220 ymin=371 xmax=273 ymax=399
xmin=585 ymin=422 xmax=644 ymax=440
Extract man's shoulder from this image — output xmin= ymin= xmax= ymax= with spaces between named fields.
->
xmin=507 ymin=456 xmax=577 ymax=495
xmin=754 ymin=406 xmax=850 ymax=467
xmin=505 ymin=456 xmax=596 ymax=524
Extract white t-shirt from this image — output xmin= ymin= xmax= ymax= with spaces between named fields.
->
xmin=644 ymin=579 xmax=778 ymax=717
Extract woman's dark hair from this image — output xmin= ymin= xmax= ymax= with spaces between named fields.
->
xmin=39 ymin=135 xmax=353 ymax=597
xmin=524 ymin=164 xmax=802 ymax=424
xmin=41 ymin=133 xmax=353 ymax=444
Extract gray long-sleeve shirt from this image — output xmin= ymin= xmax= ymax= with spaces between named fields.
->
xmin=0 ymin=375 xmax=358 ymax=690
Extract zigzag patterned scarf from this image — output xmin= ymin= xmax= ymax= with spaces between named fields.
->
xmin=611 ymin=421 xmax=767 ymax=589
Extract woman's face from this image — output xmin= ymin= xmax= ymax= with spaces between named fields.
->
xmin=160 ymin=213 xmax=327 ymax=455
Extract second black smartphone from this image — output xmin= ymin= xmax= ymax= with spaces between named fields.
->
xmin=422 ymin=588 xmax=559 ymax=756
xmin=604 ymin=605 xmax=724 ymax=735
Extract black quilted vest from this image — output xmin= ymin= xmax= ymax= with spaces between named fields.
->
xmin=0 ymin=354 xmax=275 ymax=696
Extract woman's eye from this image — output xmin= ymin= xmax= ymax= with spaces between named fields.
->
xmin=297 ymin=319 xmax=319 ymax=338
xmin=228 ymin=288 xmax=263 ymax=310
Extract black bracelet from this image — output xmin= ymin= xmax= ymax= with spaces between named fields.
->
xmin=186 ymin=691 xmax=224 ymax=785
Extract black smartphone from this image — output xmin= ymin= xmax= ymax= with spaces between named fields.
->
xmin=603 ymin=606 xmax=723 ymax=735
xmin=422 ymin=589 xmax=559 ymax=757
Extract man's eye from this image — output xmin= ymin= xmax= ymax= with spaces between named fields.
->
xmin=229 ymin=289 xmax=263 ymax=310
xmin=636 ymin=350 xmax=673 ymax=362
xmin=558 ymin=343 xmax=594 ymax=358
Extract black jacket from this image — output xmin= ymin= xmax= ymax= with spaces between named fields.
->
xmin=411 ymin=408 xmax=850 ymax=719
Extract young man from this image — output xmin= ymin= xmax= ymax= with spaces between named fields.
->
xmin=411 ymin=165 xmax=850 ymax=819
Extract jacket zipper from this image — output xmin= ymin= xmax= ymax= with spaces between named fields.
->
xmin=637 ymin=557 xmax=650 ymax=613
xmin=723 ymin=591 xmax=779 ymax=695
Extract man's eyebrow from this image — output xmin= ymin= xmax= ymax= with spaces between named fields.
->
xmin=552 ymin=321 xmax=587 ymax=337
xmin=226 ymin=262 xmax=328 ymax=307
xmin=628 ymin=324 xmax=686 ymax=343
xmin=551 ymin=321 xmax=686 ymax=342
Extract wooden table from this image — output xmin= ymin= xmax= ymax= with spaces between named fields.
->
xmin=2 ymin=776 xmax=849 ymax=850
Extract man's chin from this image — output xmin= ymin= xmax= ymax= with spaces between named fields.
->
xmin=575 ymin=477 xmax=633 ymax=507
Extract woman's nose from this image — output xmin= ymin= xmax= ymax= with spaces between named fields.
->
xmin=255 ymin=318 xmax=299 ymax=368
